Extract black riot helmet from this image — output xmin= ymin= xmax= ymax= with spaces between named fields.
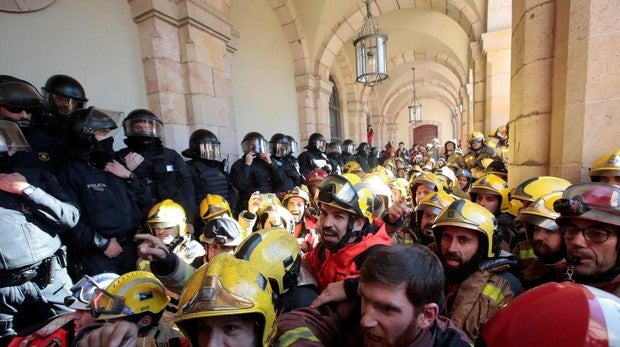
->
xmin=0 ymin=76 xmax=46 ymax=124
xmin=241 ymin=131 xmax=268 ymax=154
xmin=342 ymin=139 xmax=356 ymax=154
xmin=357 ymin=142 xmax=370 ymax=155
xmin=42 ymin=74 xmax=88 ymax=115
xmin=182 ymin=129 xmax=221 ymax=160
xmin=122 ymin=109 xmax=164 ymax=139
xmin=306 ymin=132 xmax=327 ymax=152
xmin=269 ymin=133 xmax=291 ymax=157
xmin=64 ymin=106 xmax=120 ymax=157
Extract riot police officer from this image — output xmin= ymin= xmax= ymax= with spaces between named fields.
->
xmin=355 ymin=142 xmax=371 ymax=172
xmin=297 ymin=132 xmax=330 ymax=177
xmin=117 ymin=109 xmax=195 ymax=219
xmin=182 ymin=129 xmax=236 ymax=225
xmin=57 ymin=106 xmax=144 ymax=279
xmin=41 ymin=74 xmax=88 ymax=127
xmin=230 ymin=131 xmax=286 ymax=212
xmin=270 ymin=133 xmax=304 ymax=192
xmin=0 ymin=75 xmax=64 ymax=172
xmin=0 ymin=118 xmax=79 ymax=343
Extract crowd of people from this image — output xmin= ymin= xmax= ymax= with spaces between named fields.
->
xmin=0 ymin=73 xmax=618 ymax=347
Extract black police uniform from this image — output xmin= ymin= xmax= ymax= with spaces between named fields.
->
xmin=56 ymin=158 xmax=143 ymax=279
xmin=117 ymin=140 xmax=196 ymax=220
xmin=230 ymin=154 xmax=286 ymax=212
xmin=297 ymin=148 xmax=330 ymax=177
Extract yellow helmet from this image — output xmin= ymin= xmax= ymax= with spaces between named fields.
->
xmin=388 ymin=178 xmax=410 ymax=202
xmin=359 ymin=175 xmax=395 ymax=209
xmin=590 ymin=149 xmax=620 ymax=181
xmin=90 ymin=271 xmax=169 ymax=320
xmin=511 ymin=176 xmax=571 ymax=203
xmin=317 ymin=174 xmax=374 ymax=223
xmin=414 ymin=190 xmax=457 ymax=215
xmin=343 ymin=161 xmax=364 ymax=175
xmin=200 ymin=216 xmax=243 ymax=246
xmin=146 ymin=199 xmax=187 ymax=238
xmin=432 ymin=199 xmax=500 ymax=258
xmin=282 ymin=186 xmax=310 ymax=206
xmin=409 ymin=172 xmax=446 ymax=198
xmin=176 ymin=253 xmax=276 ymax=347
xmin=234 ymin=227 xmax=300 ymax=295
xmin=467 ymin=131 xmax=485 ymax=144
xmin=436 ymin=166 xmax=458 ymax=188
xmin=199 ymin=194 xmax=232 ymax=222
xmin=469 ymin=174 xmax=511 ymax=213
xmin=341 ymin=172 xmax=362 ymax=185
xmin=369 ymin=166 xmax=391 ymax=184
xmin=514 ymin=192 xmax=563 ymax=239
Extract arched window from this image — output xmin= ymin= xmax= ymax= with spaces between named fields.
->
xmin=329 ymin=76 xmax=341 ymax=139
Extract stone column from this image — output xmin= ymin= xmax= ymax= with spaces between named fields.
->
xmin=509 ymin=0 xmax=556 ymax=187
xmin=549 ymin=0 xmax=619 ymax=182
xmin=470 ymin=41 xmax=486 ymax=133
xmin=482 ymin=28 xmax=511 ymax=131
xmin=127 ymin=0 xmax=237 ymax=156
xmin=295 ymin=74 xmax=332 ymax=145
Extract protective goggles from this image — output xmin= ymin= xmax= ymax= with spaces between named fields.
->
xmin=65 ymin=275 xmax=100 ymax=307
xmin=90 ymin=288 xmax=131 ymax=318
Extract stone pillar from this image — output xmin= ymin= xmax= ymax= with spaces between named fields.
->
xmin=295 ymin=74 xmax=332 ymax=144
xmin=482 ymin=28 xmax=511 ymax=131
xmin=346 ymin=97 xmax=365 ymax=143
xmin=549 ymin=0 xmax=619 ymax=182
xmin=470 ymin=41 xmax=486 ymax=133
xmin=127 ymin=0 xmax=237 ymax=156
xmin=509 ymin=0 xmax=555 ymax=187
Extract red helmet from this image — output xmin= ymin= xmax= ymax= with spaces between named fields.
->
xmin=479 ymin=282 xmax=620 ymax=347
xmin=306 ymin=168 xmax=328 ymax=187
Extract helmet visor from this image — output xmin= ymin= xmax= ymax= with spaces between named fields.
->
xmin=178 ymin=275 xmax=253 ymax=316
xmin=328 ymin=144 xmax=342 ymax=154
xmin=343 ymin=144 xmax=356 ymax=154
xmin=123 ymin=117 xmax=163 ymax=139
xmin=564 ymin=184 xmax=620 ymax=209
xmin=317 ymin=176 xmax=358 ymax=210
xmin=198 ymin=142 xmax=221 ymax=160
xmin=289 ymin=140 xmax=298 ymax=155
xmin=272 ymin=142 xmax=290 ymax=157
xmin=241 ymin=137 xmax=268 ymax=154
xmin=0 ymin=119 xmax=30 ymax=153
xmin=315 ymin=140 xmax=326 ymax=152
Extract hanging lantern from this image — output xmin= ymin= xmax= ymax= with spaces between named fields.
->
xmin=408 ymin=67 xmax=422 ymax=124
xmin=354 ymin=0 xmax=388 ymax=87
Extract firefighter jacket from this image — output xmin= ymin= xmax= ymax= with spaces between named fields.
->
xmin=445 ymin=254 xmax=523 ymax=342
xmin=303 ymin=224 xmax=392 ymax=291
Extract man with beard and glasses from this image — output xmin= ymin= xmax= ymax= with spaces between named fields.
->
xmin=57 ymin=107 xmax=145 ymax=280
xmin=554 ymin=183 xmax=620 ymax=296
xmin=512 ymin=192 xmax=568 ymax=289
xmin=275 ymin=245 xmax=472 ymax=347
xmin=432 ymin=199 xmax=522 ymax=342
xmin=302 ymin=174 xmax=392 ymax=292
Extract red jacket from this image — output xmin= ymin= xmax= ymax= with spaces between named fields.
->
xmin=303 ymin=224 xmax=392 ymax=291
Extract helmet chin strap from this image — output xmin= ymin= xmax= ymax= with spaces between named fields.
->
xmin=334 ymin=216 xmax=370 ymax=251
